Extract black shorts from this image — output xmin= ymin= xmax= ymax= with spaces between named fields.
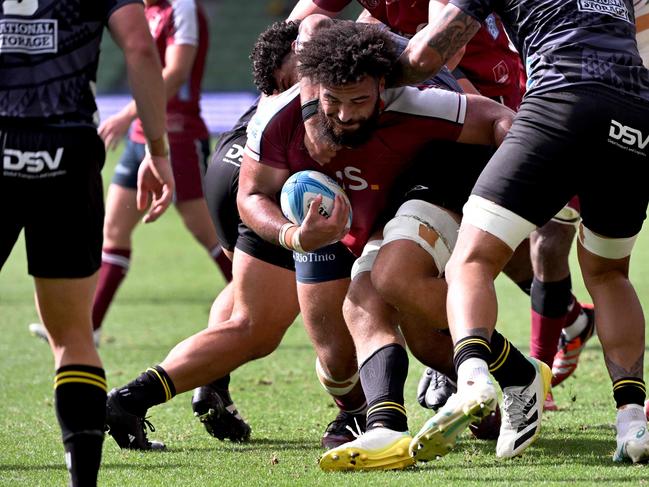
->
xmin=292 ymin=242 xmax=356 ymax=284
xmin=204 ymin=131 xmax=246 ymax=252
xmin=0 ymin=125 xmax=105 ymax=278
xmin=473 ymin=85 xmax=649 ymax=238
xmin=236 ymin=222 xmax=355 ymax=282
xmin=381 ymin=141 xmax=494 ymax=223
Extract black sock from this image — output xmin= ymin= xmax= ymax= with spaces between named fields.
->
xmin=116 ymin=365 xmax=176 ymax=417
xmin=613 ymin=378 xmax=646 ymax=408
xmin=453 ymin=336 xmax=491 ymax=372
xmin=360 ymin=344 xmax=408 ymax=432
xmin=208 ymin=375 xmax=233 ymax=406
xmin=489 ymin=330 xmax=535 ymax=387
xmin=54 ymin=365 xmax=107 ymax=487
xmin=531 ymin=276 xmax=573 ymax=317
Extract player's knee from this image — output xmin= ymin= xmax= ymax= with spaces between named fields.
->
xmin=382 ymin=200 xmax=458 ymax=278
xmin=530 ymin=223 xmax=575 ymax=265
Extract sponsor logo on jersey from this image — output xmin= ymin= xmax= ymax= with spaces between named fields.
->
xmin=578 ymin=0 xmax=632 ymax=24
xmin=608 ymin=120 xmax=649 ymax=155
xmin=334 ymin=166 xmax=378 ymax=191
xmin=0 ymin=19 xmax=57 ymax=54
xmin=484 ymin=14 xmax=500 ymax=40
xmin=3 ymin=147 xmax=65 ymax=177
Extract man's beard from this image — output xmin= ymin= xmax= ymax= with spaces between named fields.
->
xmin=317 ymin=99 xmax=381 ymax=148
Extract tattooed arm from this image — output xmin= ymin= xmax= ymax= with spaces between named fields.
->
xmin=391 ymin=3 xmax=480 ymax=86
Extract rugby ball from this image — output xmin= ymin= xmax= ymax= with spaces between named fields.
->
xmin=280 ymin=170 xmax=352 ymax=230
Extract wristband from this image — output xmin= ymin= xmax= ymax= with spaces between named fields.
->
xmin=291 ymin=227 xmax=306 ymax=254
xmin=145 ymin=134 xmax=169 ymax=157
xmin=279 ymin=222 xmax=297 ymax=250
xmin=301 ymin=99 xmax=319 ymax=122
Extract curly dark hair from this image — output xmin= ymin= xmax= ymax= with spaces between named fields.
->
xmin=250 ymin=20 xmax=300 ymax=95
xmin=297 ymin=21 xmax=397 ymax=86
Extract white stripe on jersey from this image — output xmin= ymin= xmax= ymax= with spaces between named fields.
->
xmin=382 ymin=86 xmax=467 ymax=124
xmin=171 ymin=0 xmax=199 ymax=46
xmin=245 ymin=84 xmax=301 ymax=162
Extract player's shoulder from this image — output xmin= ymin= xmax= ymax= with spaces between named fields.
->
xmin=382 ymin=86 xmax=466 ymax=124
xmin=247 ymin=85 xmax=301 ymax=142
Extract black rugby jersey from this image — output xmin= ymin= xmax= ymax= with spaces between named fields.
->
xmin=0 ymin=0 xmax=141 ymax=125
xmin=451 ymin=0 xmax=649 ymax=100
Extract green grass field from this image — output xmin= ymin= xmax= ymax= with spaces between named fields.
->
xmin=1 ymin=150 xmax=649 ymax=486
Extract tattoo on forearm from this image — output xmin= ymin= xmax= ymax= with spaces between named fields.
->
xmin=427 ymin=9 xmax=480 ymax=66
xmin=605 ymin=353 xmax=644 ymax=381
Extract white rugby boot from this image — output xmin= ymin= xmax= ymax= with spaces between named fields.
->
xmin=496 ymin=357 xmax=551 ymax=458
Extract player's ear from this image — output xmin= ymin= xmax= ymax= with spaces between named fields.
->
xmin=378 ymin=76 xmax=386 ymax=93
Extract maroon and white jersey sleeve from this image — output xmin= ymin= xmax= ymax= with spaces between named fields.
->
xmin=245 ymin=85 xmax=301 ymax=167
xmin=166 ymin=0 xmax=199 ymax=47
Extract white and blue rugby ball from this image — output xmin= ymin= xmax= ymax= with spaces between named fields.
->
xmin=280 ymin=170 xmax=352 ymax=230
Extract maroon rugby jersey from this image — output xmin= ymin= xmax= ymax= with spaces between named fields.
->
xmin=314 ymin=0 xmax=523 ymax=109
xmin=131 ymin=0 xmax=209 ymax=143
xmin=245 ymin=84 xmax=466 ymax=255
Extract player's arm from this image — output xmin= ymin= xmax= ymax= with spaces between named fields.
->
xmin=108 ymin=4 xmax=174 ymax=222
xmin=287 ymin=0 xmax=346 ymax=21
xmin=457 ymin=94 xmax=514 ymax=146
xmin=237 ymin=154 xmax=350 ymax=252
xmin=427 ymin=0 xmax=466 ymax=72
xmin=392 ymin=3 xmax=481 ymax=86
xmin=101 ymin=38 xmax=198 ymax=149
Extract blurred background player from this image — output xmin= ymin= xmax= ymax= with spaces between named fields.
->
xmin=0 ymin=1 xmax=173 ymax=485
xmin=28 ymin=0 xmax=231 ymax=345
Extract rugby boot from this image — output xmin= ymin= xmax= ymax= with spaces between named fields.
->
xmin=552 ymin=304 xmax=595 ymax=387
xmin=191 ymin=384 xmax=251 ymax=442
xmin=496 ymin=358 xmax=552 ymax=458
xmin=418 ymin=367 xmax=500 ymax=440
xmin=105 ymin=389 xmax=165 ymax=450
xmin=417 ymin=367 xmax=456 ymax=411
xmin=319 ymin=427 xmax=415 ymax=471
xmin=544 ymin=391 xmax=558 ymax=411
xmin=614 ymin=405 xmax=649 ymax=463
xmin=321 ymin=411 xmax=367 ymax=449
xmin=409 ymin=374 xmax=498 ymax=461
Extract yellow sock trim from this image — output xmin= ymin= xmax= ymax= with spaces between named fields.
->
xmin=489 ymin=338 xmax=510 ymax=373
xmin=147 ymin=367 xmax=172 ymax=402
xmin=454 ymin=337 xmax=491 ymax=355
xmin=367 ymin=401 xmax=407 ymax=418
xmin=54 ymin=377 xmax=107 ymax=392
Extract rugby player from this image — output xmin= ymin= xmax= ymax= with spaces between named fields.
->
xmin=237 ymin=20 xmax=549 ymax=470
xmin=103 ymin=20 xmax=372 ymax=451
xmin=397 ymin=0 xmax=649 ymax=463
xmin=28 ymin=0 xmax=231 ymax=346
xmin=0 ymin=1 xmax=173 ymax=485
xmin=289 ymin=0 xmax=593 ymax=413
